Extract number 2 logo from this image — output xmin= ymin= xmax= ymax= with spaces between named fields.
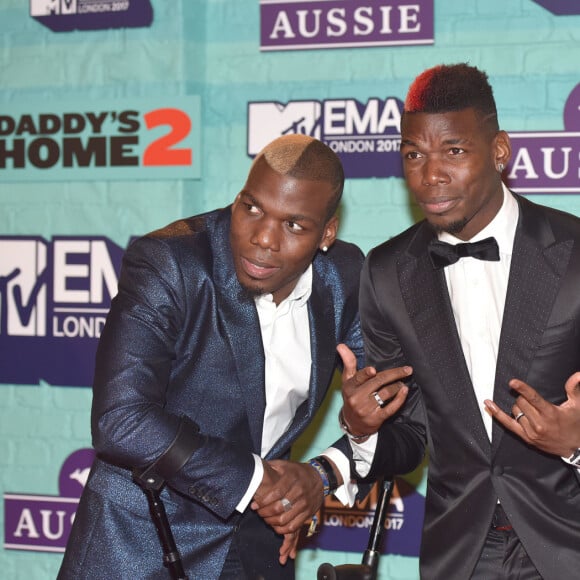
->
xmin=142 ymin=108 xmax=193 ymax=166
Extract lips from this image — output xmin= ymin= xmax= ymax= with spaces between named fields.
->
xmin=240 ymin=256 xmax=279 ymax=280
xmin=420 ymin=197 xmax=459 ymax=215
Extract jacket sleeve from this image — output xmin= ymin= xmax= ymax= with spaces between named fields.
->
xmin=91 ymin=235 xmax=255 ymax=520
xmin=357 ymin=250 xmax=427 ymax=482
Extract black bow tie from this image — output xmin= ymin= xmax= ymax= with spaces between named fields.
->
xmin=428 ymin=236 xmax=500 ymax=269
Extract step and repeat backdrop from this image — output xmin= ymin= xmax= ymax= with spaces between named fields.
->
xmin=1 ymin=1 xmax=579 ymax=578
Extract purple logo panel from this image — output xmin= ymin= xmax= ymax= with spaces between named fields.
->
xmin=506 ymin=82 xmax=580 ymax=194
xmin=532 ymin=1 xmax=580 ymax=15
xmin=506 ymin=132 xmax=580 ymax=194
xmin=30 ymin=0 xmax=153 ymax=32
xmin=4 ymin=449 xmax=95 ymax=553
xmin=300 ymin=479 xmax=424 ymax=557
xmin=248 ymin=97 xmax=404 ymax=179
xmin=4 ymin=495 xmax=79 ymax=552
xmin=0 ymin=236 xmax=125 ymax=387
xmin=260 ymin=0 xmax=434 ymax=51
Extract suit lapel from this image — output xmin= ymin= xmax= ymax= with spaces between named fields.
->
xmin=399 ymin=223 xmax=491 ymax=455
xmin=212 ymin=213 xmax=337 ymax=459
xmin=492 ymin=196 xmax=573 ymax=450
xmin=266 ymin=267 xmax=336 ymax=460
xmin=212 ymin=209 xmax=266 ymax=454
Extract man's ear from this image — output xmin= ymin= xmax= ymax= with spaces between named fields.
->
xmin=494 ymin=130 xmax=511 ymax=170
xmin=320 ymin=216 xmax=338 ymax=251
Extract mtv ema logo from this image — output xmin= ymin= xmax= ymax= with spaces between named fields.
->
xmin=30 ymin=0 xmax=153 ymax=32
xmin=302 ymin=478 xmax=424 ymax=557
xmin=0 ymin=236 xmax=124 ymax=387
xmin=506 ymin=82 xmax=580 ymax=194
xmin=4 ymin=448 xmax=95 ymax=552
xmin=248 ymin=97 xmax=404 ymax=178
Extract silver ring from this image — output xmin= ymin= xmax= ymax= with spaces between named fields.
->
xmin=281 ymin=497 xmax=292 ymax=512
xmin=373 ymin=391 xmax=385 ymax=407
xmin=514 ymin=412 xmax=525 ymax=423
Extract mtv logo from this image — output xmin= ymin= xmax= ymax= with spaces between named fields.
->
xmin=0 ymin=240 xmax=47 ymax=337
xmin=248 ymin=100 xmax=322 ymax=157
xmin=30 ymin=0 xmax=77 ymax=16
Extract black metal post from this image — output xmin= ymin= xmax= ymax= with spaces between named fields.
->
xmin=133 ymin=470 xmax=188 ymax=580
xmin=317 ymin=479 xmax=394 ymax=580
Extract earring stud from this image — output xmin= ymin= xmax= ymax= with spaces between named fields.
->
xmin=497 ymin=163 xmax=505 ymax=173
xmin=322 ymin=246 xmax=328 ymax=253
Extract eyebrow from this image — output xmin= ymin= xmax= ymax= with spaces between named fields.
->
xmin=401 ymin=137 xmax=470 ymax=147
xmin=287 ymin=213 xmax=315 ymax=224
xmin=240 ymin=191 xmax=260 ymax=206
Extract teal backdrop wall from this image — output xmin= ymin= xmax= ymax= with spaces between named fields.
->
xmin=1 ymin=1 xmax=579 ymax=578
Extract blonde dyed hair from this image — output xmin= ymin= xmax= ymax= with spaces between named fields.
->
xmin=252 ymin=134 xmax=344 ymax=219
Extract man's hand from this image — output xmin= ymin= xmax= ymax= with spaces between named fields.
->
xmin=279 ymin=532 xmax=299 ymax=565
xmin=338 ymin=343 xmax=412 ymax=438
xmin=484 ymin=372 xmax=580 ymax=457
xmin=252 ymin=460 xmax=324 ymax=535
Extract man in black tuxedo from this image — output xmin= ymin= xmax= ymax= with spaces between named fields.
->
xmin=339 ymin=63 xmax=580 ymax=579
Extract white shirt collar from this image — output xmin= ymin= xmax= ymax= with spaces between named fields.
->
xmin=439 ymin=183 xmax=518 ymax=256
xmin=254 ymin=264 xmax=313 ymax=309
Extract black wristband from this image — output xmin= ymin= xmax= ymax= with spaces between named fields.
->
xmin=133 ymin=415 xmax=201 ymax=491
xmin=313 ymin=455 xmax=338 ymax=493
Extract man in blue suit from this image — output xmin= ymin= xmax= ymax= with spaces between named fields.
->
xmin=57 ymin=134 xmax=373 ymax=580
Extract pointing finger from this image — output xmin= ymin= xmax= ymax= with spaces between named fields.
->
xmin=509 ymin=379 xmax=550 ymax=413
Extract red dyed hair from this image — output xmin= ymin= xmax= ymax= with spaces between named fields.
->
xmin=405 ymin=65 xmax=445 ymax=112
xmin=403 ymin=63 xmax=499 ymax=131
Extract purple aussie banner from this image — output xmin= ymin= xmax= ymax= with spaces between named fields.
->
xmin=0 ymin=235 xmax=127 ymax=387
xmin=260 ymin=0 xmax=434 ymax=51
xmin=30 ymin=0 xmax=153 ymax=32
xmin=248 ymin=97 xmax=404 ymax=178
xmin=505 ymin=82 xmax=580 ymax=194
xmin=4 ymin=449 xmax=95 ymax=553
xmin=299 ymin=478 xmax=424 ymax=557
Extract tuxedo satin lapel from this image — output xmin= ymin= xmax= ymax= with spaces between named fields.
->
xmin=266 ymin=274 xmax=336 ymax=460
xmin=492 ymin=200 xmax=573 ymax=451
xmin=400 ymin=225 xmax=491 ymax=454
xmin=212 ymin=208 xmax=266 ymax=454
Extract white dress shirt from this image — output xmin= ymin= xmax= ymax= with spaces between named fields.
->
xmin=350 ymin=184 xmax=516 ymax=475
xmin=440 ymin=186 xmax=578 ymax=470
xmin=237 ymin=265 xmax=356 ymax=511
xmin=440 ymin=183 xmax=517 ymax=439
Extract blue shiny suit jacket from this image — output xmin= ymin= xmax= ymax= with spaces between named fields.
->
xmin=58 ymin=207 xmax=365 ymax=580
xmin=362 ymin=195 xmax=580 ymax=580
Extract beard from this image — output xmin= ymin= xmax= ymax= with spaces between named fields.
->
xmin=239 ymin=282 xmax=266 ymax=300
xmin=434 ymin=217 xmax=468 ymax=236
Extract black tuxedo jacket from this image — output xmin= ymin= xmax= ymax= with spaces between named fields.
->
xmin=360 ymin=194 xmax=580 ymax=580
xmin=58 ymin=207 xmax=365 ymax=580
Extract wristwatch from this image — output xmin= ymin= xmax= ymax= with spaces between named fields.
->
xmin=566 ymin=448 xmax=580 ymax=466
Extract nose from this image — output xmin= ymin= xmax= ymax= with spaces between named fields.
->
xmin=250 ymin=219 xmax=280 ymax=251
xmin=422 ymin=158 xmax=450 ymax=186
